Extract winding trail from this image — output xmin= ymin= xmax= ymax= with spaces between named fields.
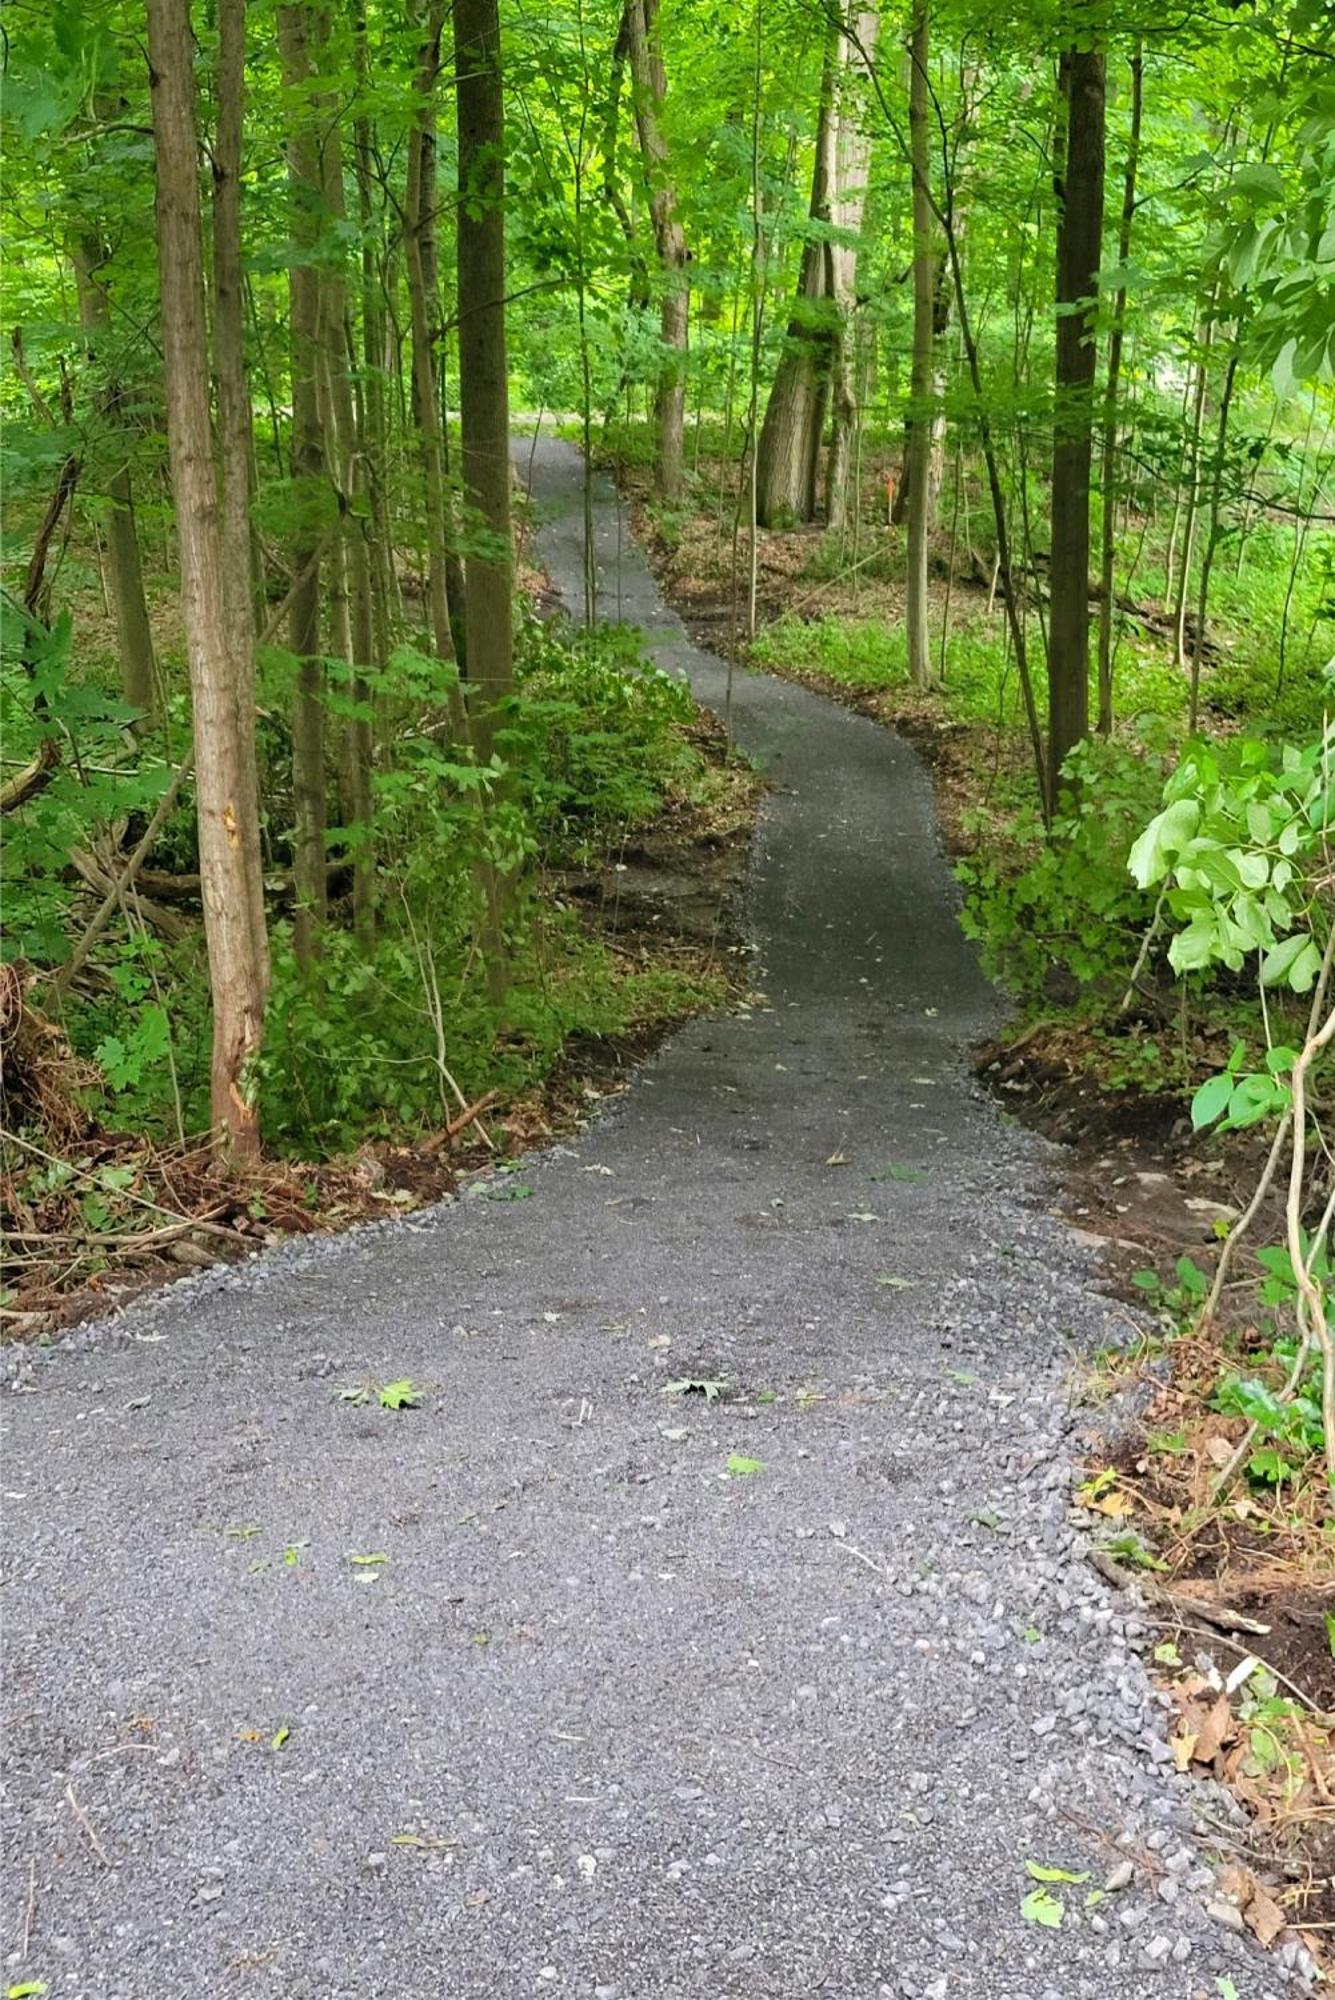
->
xmin=2 ymin=438 xmax=1283 ymax=2000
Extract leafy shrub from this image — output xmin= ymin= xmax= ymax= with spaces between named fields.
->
xmin=957 ymin=734 xmax=1167 ymax=1001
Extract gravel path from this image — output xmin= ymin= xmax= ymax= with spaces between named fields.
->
xmin=2 ymin=435 xmax=1302 ymax=1999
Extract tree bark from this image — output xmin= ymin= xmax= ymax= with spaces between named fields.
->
xmin=754 ymin=2 xmax=876 ymax=529
xmin=404 ymin=2 xmax=466 ymax=737
xmin=318 ymin=94 xmax=377 ymax=949
xmin=1094 ymin=42 xmax=1141 ymax=734
xmin=455 ymin=0 xmax=513 ymax=1002
xmin=69 ymin=241 xmax=157 ymax=730
xmin=353 ymin=4 xmax=395 ymax=668
xmin=279 ymin=3 xmax=327 ymax=971
xmin=1189 ymin=345 xmax=1239 ymax=730
xmin=214 ymin=0 xmax=270 ymax=1005
xmin=455 ymin=0 xmax=513 ymax=764
xmin=147 ymin=0 xmax=267 ymax=1158
xmin=904 ymin=0 xmax=933 ymax=685
xmin=1047 ymin=40 xmax=1105 ymax=804
xmin=824 ymin=7 xmax=879 ymax=528
xmin=623 ymin=0 xmax=689 ymax=501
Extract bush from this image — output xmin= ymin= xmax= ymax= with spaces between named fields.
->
xmin=957 ymin=734 xmax=1168 ymax=1002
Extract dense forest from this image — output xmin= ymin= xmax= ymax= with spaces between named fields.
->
xmin=2 ymin=3 xmax=1333 ymax=1456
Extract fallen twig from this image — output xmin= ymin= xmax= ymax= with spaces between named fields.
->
xmin=64 ymin=1781 xmax=110 ymax=1866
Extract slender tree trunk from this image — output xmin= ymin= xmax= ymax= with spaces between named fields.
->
xmin=318 ymin=99 xmax=377 ymax=948
xmin=279 ymin=4 xmax=327 ymax=971
xmin=754 ymin=57 xmax=832 ymax=529
xmin=824 ymin=8 xmax=878 ymax=528
xmin=147 ymin=0 xmax=267 ymax=1158
xmin=623 ymin=0 xmax=689 ymax=501
xmin=904 ymin=0 xmax=933 ymax=685
xmin=352 ymin=6 xmax=396 ymax=661
xmin=405 ymin=2 xmax=465 ymax=734
xmin=455 ymin=0 xmax=512 ymax=762
xmin=1173 ymin=318 xmax=1213 ymax=669
xmin=70 ymin=241 xmax=157 ymax=729
xmin=1094 ymin=42 xmax=1142 ymax=735
xmin=214 ymin=0 xmax=270 ymax=1006
xmin=1188 ymin=346 xmax=1239 ymax=730
xmin=1047 ymin=41 xmax=1105 ymax=804
xmin=455 ymin=0 xmax=513 ymax=1001
xmin=755 ymin=3 xmax=876 ymax=528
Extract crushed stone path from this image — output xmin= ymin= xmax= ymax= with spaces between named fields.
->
xmin=1 ymin=435 xmax=1293 ymax=2000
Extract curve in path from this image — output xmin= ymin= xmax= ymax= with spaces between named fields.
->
xmin=2 ymin=437 xmax=1275 ymax=2000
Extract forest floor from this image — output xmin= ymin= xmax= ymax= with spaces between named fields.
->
xmin=1 ymin=433 xmax=1324 ymax=1998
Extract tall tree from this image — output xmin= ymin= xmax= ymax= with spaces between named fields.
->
xmin=317 ymin=72 xmax=377 ymax=949
xmin=455 ymin=0 xmax=513 ymax=763
xmin=146 ymin=0 xmax=268 ymax=1156
xmin=69 ymin=238 xmax=157 ymax=731
xmin=279 ymin=3 xmax=328 ymax=971
xmin=1047 ymin=37 xmax=1106 ymax=802
xmin=1094 ymin=41 xmax=1142 ymax=735
xmin=214 ymin=0 xmax=270 ymax=1015
xmin=754 ymin=2 xmax=878 ymax=528
xmin=904 ymin=0 xmax=934 ymax=686
xmin=404 ymin=0 xmax=466 ymax=740
xmin=623 ymin=0 xmax=690 ymax=501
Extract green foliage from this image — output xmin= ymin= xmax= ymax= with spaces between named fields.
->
xmin=1214 ymin=1347 xmax=1326 ymax=1485
xmin=1131 ymin=1256 xmax=1210 ymax=1324
xmin=1128 ymin=720 xmax=1334 ymax=982
xmin=958 ymin=736 xmax=1165 ymax=1001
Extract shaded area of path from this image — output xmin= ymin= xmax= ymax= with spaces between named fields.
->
xmin=1 ymin=437 xmax=1284 ymax=1999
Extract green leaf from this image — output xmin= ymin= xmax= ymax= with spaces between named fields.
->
xmin=1020 ymin=1886 xmax=1065 ymax=1928
xmin=378 ymin=1378 xmax=424 ymax=1411
xmin=1191 ymin=1072 xmax=1234 ymax=1131
xmin=7 ymin=1984 xmax=48 ymax=1998
xmin=725 ymin=1453 xmax=764 ymax=1477
xmin=271 ymin=1726 xmax=290 ymax=1749
xmin=348 ymin=1551 xmax=389 ymax=1566
xmin=1025 ymin=1861 xmax=1090 ymax=1885
xmin=1127 ymin=798 xmax=1200 ymax=888
xmin=663 ymin=1378 xmax=728 ymax=1401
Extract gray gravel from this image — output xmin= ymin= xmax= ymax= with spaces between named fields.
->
xmin=1 ymin=432 xmax=1308 ymax=1998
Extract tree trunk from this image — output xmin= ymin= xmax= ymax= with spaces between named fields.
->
xmin=353 ymin=5 xmax=395 ymax=668
xmin=318 ymin=99 xmax=377 ymax=949
xmin=824 ymin=8 xmax=879 ymax=528
xmin=1047 ymin=41 xmax=1105 ymax=804
xmin=1189 ymin=346 xmax=1239 ymax=730
xmin=70 ymin=241 xmax=157 ymax=730
xmin=279 ymin=4 xmax=327 ymax=972
xmin=904 ymin=0 xmax=933 ymax=685
xmin=1094 ymin=42 xmax=1142 ymax=735
xmin=404 ymin=2 xmax=465 ymax=737
xmin=455 ymin=0 xmax=513 ymax=1002
xmin=754 ymin=2 xmax=876 ymax=528
xmin=623 ymin=0 xmax=689 ymax=502
xmin=1173 ymin=315 xmax=1213 ymax=667
xmin=147 ymin=0 xmax=267 ymax=1158
xmin=214 ymin=0 xmax=270 ymax=1006
xmin=455 ymin=0 xmax=513 ymax=762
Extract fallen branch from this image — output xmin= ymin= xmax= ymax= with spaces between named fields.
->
xmin=51 ymin=754 xmax=195 ymax=1000
xmin=0 ymin=1129 xmax=243 ymax=1243
xmin=420 ymin=1089 xmax=499 ymax=1156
